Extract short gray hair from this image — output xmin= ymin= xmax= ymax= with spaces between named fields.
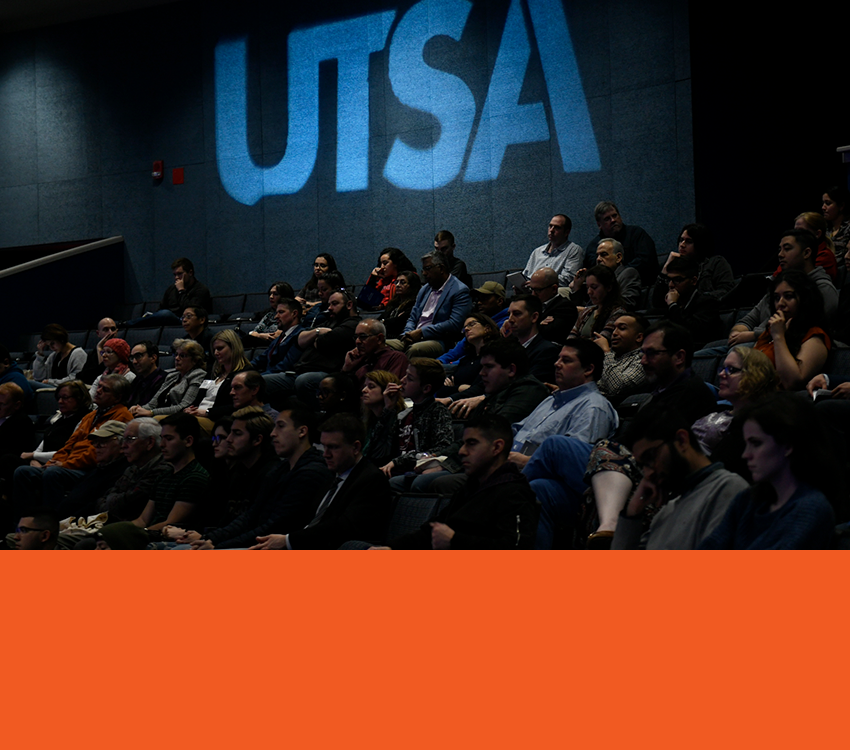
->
xmin=359 ymin=318 xmax=386 ymax=338
xmin=102 ymin=374 xmax=131 ymax=403
xmin=594 ymin=201 xmax=619 ymax=222
xmin=421 ymin=249 xmax=449 ymax=271
xmin=598 ymin=238 xmax=625 ymax=259
xmin=130 ymin=417 xmax=162 ymax=446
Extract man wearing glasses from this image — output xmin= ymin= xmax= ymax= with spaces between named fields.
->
xmin=127 ymin=342 xmax=166 ymax=407
xmin=526 ymin=268 xmax=577 ymax=343
xmin=10 ymin=509 xmax=59 ymax=550
xmin=78 ymin=317 xmax=119 ymax=384
xmin=341 ymin=319 xmax=407 ymax=388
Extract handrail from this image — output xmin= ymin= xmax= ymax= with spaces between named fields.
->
xmin=0 ymin=235 xmax=124 ymax=279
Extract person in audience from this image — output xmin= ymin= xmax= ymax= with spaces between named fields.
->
xmin=341 ymin=318 xmax=408 ymax=390
xmin=131 ymin=412 xmax=210 ymax=534
xmin=612 ymin=408 xmax=749 ymax=549
xmin=505 ymin=295 xmax=560 ymax=384
xmin=185 ymin=330 xmax=251 ymax=432
xmin=248 ymin=412 xmax=393 ymax=550
xmin=784 ymin=212 xmax=838 ymax=280
xmin=579 ymin=322 xmax=720 ymax=548
xmin=657 ymin=223 xmax=735 ymax=300
xmin=78 ymin=317 xmax=119 ymax=383
xmin=727 ymin=229 xmax=838 ymax=347
xmin=315 ymin=374 xmax=360 ymax=421
xmin=437 ymin=313 xmax=500 ymax=400
xmin=131 ymin=339 xmax=207 ymax=418
xmin=700 ymin=394 xmax=840 ymax=549
xmin=526 ymin=268 xmax=578 ymax=342
xmin=89 ymin=338 xmax=135 ymax=398
xmin=10 ymin=508 xmax=59 ymax=550
xmin=0 ymin=384 xmax=36 ymax=494
xmin=382 ymin=358 xmax=453 ymax=489
xmin=180 ymin=306 xmax=213 ymax=358
xmin=522 ymin=214 xmax=584 ymax=287
xmin=205 ymin=415 xmax=236 ymax=498
xmin=302 ymin=270 xmax=346 ymax=328
xmin=378 ymin=414 xmax=539 ymax=549
xmin=386 ymin=249 xmax=472 ymax=358
xmin=11 ymin=374 xmax=132 ymax=514
xmin=823 ymin=185 xmax=850 ymax=257
xmin=32 ymin=323 xmax=87 ymax=387
xmin=183 ymin=400 xmax=334 ymax=550
xmin=434 ymin=230 xmax=473 ymax=288
xmin=472 ymin=281 xmax=509 ymax=327
xmin=18 ymin=380 xmax=90 ymax=469
xmin=361 ymin=370 xmax=407 ymax=468
xmin=571 ymin=239 xmax=642 ymax=310
xmin=296 ymin=253 xmax=337 ymax=308
xmin=94 ymin=522 xmax=151 ymax=550
xmin=361 ymin=247 xmax=416 ymax=309
xmin=230 ymin=370 xmax=278 ymax=420
xmin=753 ymin=270 xmax=830 ymax=391
xmin=650 ymin=255 xmax=724 ymax=346
xmin=126 ymin=341 xmax=166 ymax=407
xmin=583 ymin=201 xmax=659 ymax=285
xmin=569 ymin=264 xmax=627 ymax=342
xmin=129 ymin=257 xmax=213 ymax=326
xmin=246 ymin=282 xmax=294 ymax=343
xmin=252 ymin=298 xmax=305 ymax=376
xmin=380 ymin=270 xmax=421 ymax=340
xmin=593 ymin=313 xmax=649 ymax=403
xmin=0 ymin=344 xmax=33 ymax=405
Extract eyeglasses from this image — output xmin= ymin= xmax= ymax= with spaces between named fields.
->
xmin=101 ymin=349 xmax=114 ymax=356
xmin=354 ymin=333 xmax=378 ymax=341
xmin=181 ymin=314 xmax=197 ymax=321
xmin=129 ymin=353 xmax=148 ymax=361
xmin=666 ymin=276 xmax=689 ymax=285
xmin=16 ymin=525 xmax=48 ymax=534
xmin=639 ymin=348 xmax=669 ymax=358
xmin=118 ymin=436 xmax=141 ymax=444
xmin=717 ymin=365 xmax=744 ymax=377
xmin=211 ymin=435 xmax=226 ymax=444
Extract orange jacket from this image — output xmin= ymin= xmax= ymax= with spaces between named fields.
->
xmin=48 ymin=404 xmax=133 ymax=471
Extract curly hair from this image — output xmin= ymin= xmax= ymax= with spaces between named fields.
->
xmin=729 ymin=346 xmax=779 ymax=404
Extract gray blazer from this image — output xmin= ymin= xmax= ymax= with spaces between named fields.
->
xmin=145 ymin=367 xmax=207 ymax=416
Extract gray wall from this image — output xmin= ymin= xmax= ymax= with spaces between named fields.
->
xmin=0 ymin=0 xmax=692 ymax=303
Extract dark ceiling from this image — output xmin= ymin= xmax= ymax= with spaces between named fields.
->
xmin=0 ymin=0 xmax=180 ymax=34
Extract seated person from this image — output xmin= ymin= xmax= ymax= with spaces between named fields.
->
xmin=31 ymin=323 xmax=87 ymax=387
xmin=182 ymin=399 xmax=335 ymax=550
xmin=231 ymin=370 xmax=279 ymax=421
xmin=315 ymin=373 xmax=360 ymax=422
xmin=251 ymin=298 xmax=305 ymax=375
xmin=504 ymin=295 xmax=560 ymax=384
xmin=180 ymin=306 xmax=213 ymax=360
xmin=612 ymin=408 xmax=748 ymax=549
xmin=386 ymin=250 xmax=472 ymax=358
xmin=11 ymin=374 xmax=133 ymax=515
xmin=378 ymin=414 xmax=540 ymax=549
xmin=361 ymin=371 xmax=408 ymax=468
xmin=568 ymin=265 xmax=627 ymax=342
xmin=0 ymin=383 xmax=37 ymax=496
xmin=752 ymin=270 xmax=830 ymax=391
xmin=78 ymin=318 xmax=119 ymax=384
xmin=9 ymin=508 xmax=60 ymax=550
xmin=522 ymin=214 xmax=584 ymax=287
xmin=340 ymin=319 xmax=408 ymax=390
xmin=246 ymin=281 xmax=295 ymax=343
xmin=437 ymin=313 xmax=500 ymax=400
xmin=360 ymin=247 xmax=415 ymax=309
xmin=131 ymin=412 xmax=210 ymax=534
xmin=771 ymin=213 xmax=837 ymax=281
xmin=700 ymin=394 xmax=839 ymax=549
xmin=247 ymin=412 xmax=393 ymax=550
xmin=582 ymin=201 xmax=659 ymax=285
xmin=302 ymin=270 xmax=346 ymax=328
xmin=649 ymin=256 xmax=724 ymax=347
xmin=593 ymin=313 xmax=649 ymax=403
xmin=472 ymin=281 xmax=509 ymax=328
xmin=127 ymin=257 xmax=213 ymax=326
xmin=380 ymin=271 xmax=421 ymax=340
xmin=296 ymin=253 xmax=337 ymax=309
xmin=131 ymin=339 xmax=207 ymax=418
xmin=0 ymin=344 xmax=33 ymax=406
xmin=126 ymin=341 xmax=166 ymax=407
xmin=434 ymin=230 xmax=473 ymax=288
xmin=570 ymin=239 xmax=641 ymax=310
xmin=656 ymin=223 xmax=735 ymax=300
xmin=381 ymin=358 xmax=453 ymax=489
xmin=526 ymin=268 xmax=578 ymax=343
xmin=89 ymin=338 xmax=135 ymax=399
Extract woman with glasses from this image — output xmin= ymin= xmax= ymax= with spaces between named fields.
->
xmin=88 ymin=338 xmax=135 ymax=398
xmin=130 ymin=339 xmax=207 ymax=418
xmin=246 ymin=282 xmax=295 ymax=343
xmin=700 ymin=393 xmax=842 ymax=549
xmin=436 ymin=313 xmax=500 ymax=399
xmin=753 ymin=270 xmax=830 ymax=391
xmin=180 ymin=306 xmax=212 ymax=361
xmin=296 ymin=252 xmax=338 ymax=309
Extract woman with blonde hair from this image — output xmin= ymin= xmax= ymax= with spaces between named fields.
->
xmin=185 ymin=329 xmax=252 ymax=431
xmin=361 ymin=370 xmax=406 ymax=467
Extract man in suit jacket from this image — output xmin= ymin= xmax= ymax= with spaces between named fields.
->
xmin=254 ymin=299 xmax=305 ymax=375
xmin=386 ymin=249 xmax=472 ymax=358
xmin=527 ymin=268 xmax=578 ymax=344
xmin=249 ymin=413 xmax=393 ymax=550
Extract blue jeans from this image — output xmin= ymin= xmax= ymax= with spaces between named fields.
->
xmin=124 ymin=309 xmax=181 ymax=327
xmin=523 ymin=436 xmax=593 ymax=549
xmin=13 ymin=465 xmax=87 ymax=510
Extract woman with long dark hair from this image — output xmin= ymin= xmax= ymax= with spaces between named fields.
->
xmin=380 ymin=270 xmax=422 ymax=339
xmin=568 ymin=264 xmax=627 ymax=341
xmin=361 ymin=247 xmax=416 ymax=309
xmin=296 ymin=253 xmax=338 ymax=308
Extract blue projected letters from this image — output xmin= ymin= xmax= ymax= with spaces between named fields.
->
xmin=214 ymin=0 xmax=600 ymax=205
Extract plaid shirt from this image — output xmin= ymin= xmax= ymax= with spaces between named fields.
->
xmin=598 ymin=349 xmax=647 ymax=399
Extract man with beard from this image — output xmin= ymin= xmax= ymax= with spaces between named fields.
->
xmin=612 ymin=409 xmax=748 ymax=549
xmin=593 ymin=313 xmax=649 ymax=403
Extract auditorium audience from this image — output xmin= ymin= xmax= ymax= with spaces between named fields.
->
xmin=657 ymin=223 xmax=735 ymax=300
xmin=434 ymin=230 xmax=473 ymax=288
xmin=131 ymin=339 xmax=207 ymax=418
xmin=571 ymin=239 xmax=641 ymax=310
xmin=360 ymin=247 xmax=415 ymax=309
xmin=361 ymin=370 xmax=407 ymax=468
xmin=18 ymin=380 xmax=90 ymax=468
xmin=89 ymin=338 xmax=135 ymax=399
xmin=437 ymin=313 xmax=500 ymax=400
xmin=380 ymin=270 xmax=421 ymax=339
xmin=246 ymin=282 xmax=294 ymax=343
xmin=569 ymin=264 xmax=627 ymax=342
xmin=32 ymin=323 xmax=87 ymax=387
xmin=126 ymin=341 xmax=166 ymax=407
xmin=296 ymin=252 xmax=337 ymax=308
xmin=583 ymin=201 xmax=659 ymax=285
xmin=527 ymin=268 xmax=578 ymax=341
xmin=823 ymin=185 xmax=850 ymax=257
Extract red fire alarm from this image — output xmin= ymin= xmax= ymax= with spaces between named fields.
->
xmin=173 ymin=167 xmax=185 ymax=185
xmin=152 ymin=160 xmax=163 ymax=180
